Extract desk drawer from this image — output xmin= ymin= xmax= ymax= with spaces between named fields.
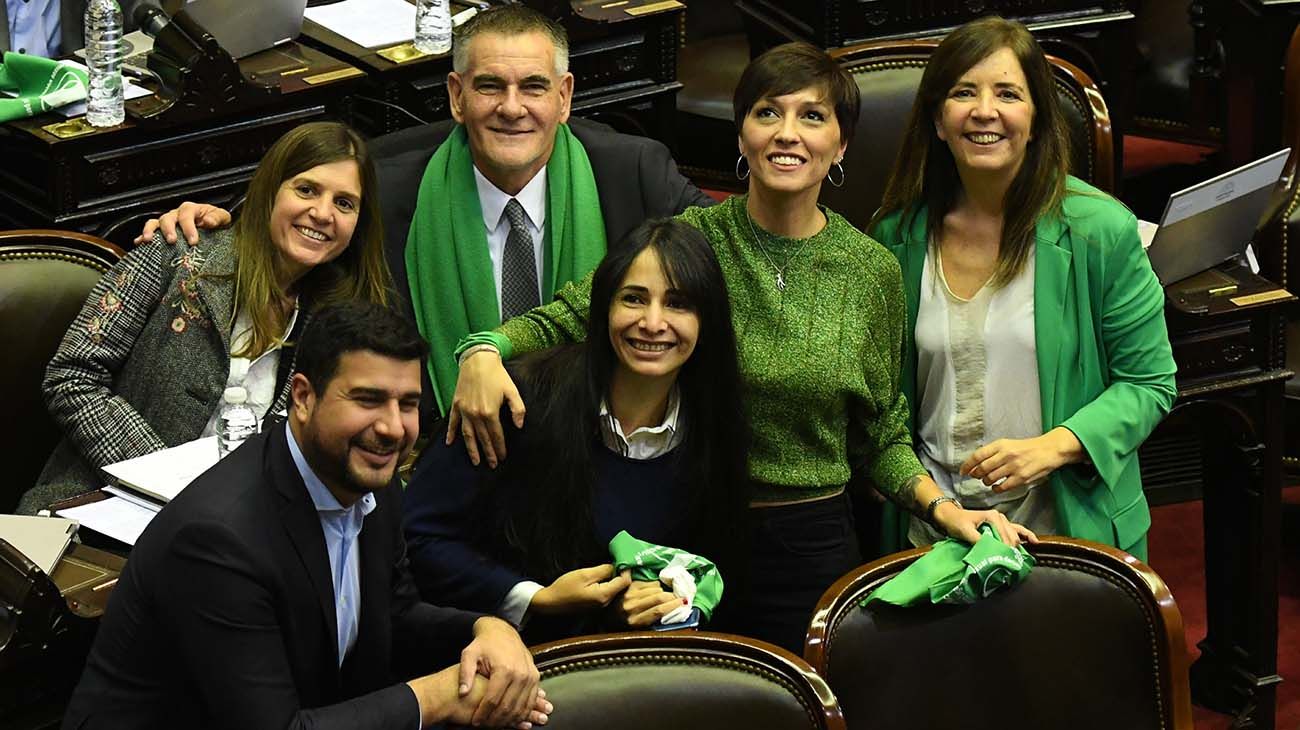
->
xmin=1169 ymin=320 xmax=1259 ymax=381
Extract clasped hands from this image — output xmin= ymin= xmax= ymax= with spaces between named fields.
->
xmin=409 ymin=616 xmax=550 ymax=730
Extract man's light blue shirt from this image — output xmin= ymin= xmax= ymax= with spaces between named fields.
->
xmin=6 ymin=0 xmax=61 ymax=57
xmin=285 ymin=421 xmax=376 ymax=668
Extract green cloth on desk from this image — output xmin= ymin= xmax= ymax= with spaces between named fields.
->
xmin=862 ymin=524 xmax=1035 ymax=607
xmin=0 ymin=52 xmax=88 ymax=123
xmin=609 ymin=530 xmax=723 ymax=621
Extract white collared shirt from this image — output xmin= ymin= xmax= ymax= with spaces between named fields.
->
xmin=473 ymin=165 xmax=547 ymax=320
xmin=597 ymin=388 xmax=684 ymax=460
xmin=497 ymin=388 xmax=684 ymax=626
xmin=284 ymin=422 xmax=377 ymax=668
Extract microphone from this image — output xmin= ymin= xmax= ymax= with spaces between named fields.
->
xmin=133 ymin=3 xmax=170 ymax=38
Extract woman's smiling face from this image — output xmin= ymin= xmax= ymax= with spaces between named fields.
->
xmin=739 ymin=86 xmax=847 ymax=199
xmin=934 ymin=46 xmax=1036 ymax=182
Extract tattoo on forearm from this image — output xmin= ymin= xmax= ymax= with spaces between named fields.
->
xmin=900 ymin=474 xmax=926 ymax=516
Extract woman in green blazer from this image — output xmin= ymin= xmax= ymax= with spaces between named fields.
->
xmin=869 ymin=17 xmax=1177 ymax=561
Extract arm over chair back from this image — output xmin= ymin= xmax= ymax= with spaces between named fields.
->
xmin=821 ymin=40 xmax=1115 ymax=232
xmin=531 ymin=631 xmax=846 ymax=730
xmin=0 ymin=230 xmax=124 ymax=514
xmin=805 ymin=537 xmax=1193 ymax=730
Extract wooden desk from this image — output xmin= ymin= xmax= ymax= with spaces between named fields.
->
xmin=0 ymin=42 xmax=364 ymax=247
xmin=1146 ymin=267 xmax=1294 ymax=730
xmin=299 ymin=0 xmax=686 ymax=144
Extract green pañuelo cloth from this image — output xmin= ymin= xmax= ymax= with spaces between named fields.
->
xmin=404 ymin=123 xmax=607 ymax=415
xmin=609 ymin=530 xmax=723 ymax=621
xmin=0 ymin=52 xmax=89 ymax=123
xmin=862 ymin=524 xmax=1035 ymax=607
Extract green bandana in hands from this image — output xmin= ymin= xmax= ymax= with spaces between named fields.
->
xmin=609 ymin=530 xmax=723 ymax=622
xmin=862 ymin=523 xmax=1035 ymax=607
xmin=0 ymin=52 xmax=89 ymax=123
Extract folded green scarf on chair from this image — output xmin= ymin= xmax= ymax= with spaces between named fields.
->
xmin=404 ymin=123 xmax=607 ymax=414
xmin=862 ymin=524 xmax=1035 ymax=607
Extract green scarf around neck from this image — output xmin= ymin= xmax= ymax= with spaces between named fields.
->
xmin=405 ymin=123 xmax=607 ymax=415
xmin=0 ymin=52 xmax=88 ymax=123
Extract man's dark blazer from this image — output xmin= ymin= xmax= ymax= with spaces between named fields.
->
xmin=370 ymin=116 xmax=717 ymax=315
xmin=62 ymin=424 xmax=482 ymax=730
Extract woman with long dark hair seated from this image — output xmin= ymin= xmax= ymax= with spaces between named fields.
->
xmin=18 ymin=122 xmax=393 ymax=514
xmin=401 ymin=218 xmax=750 ymax=642
xmin=869 ymin=17 xmax=1177 ymax=559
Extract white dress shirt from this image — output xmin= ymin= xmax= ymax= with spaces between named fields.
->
xmin=497 ymin=388 xmax=684 ymax=626
xmin=473 ymin=165 xmax=547 ymax=320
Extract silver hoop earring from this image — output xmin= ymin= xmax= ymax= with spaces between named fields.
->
xmin=827 ymin=162 xmax=846 ymax=188
xmin=735 ymin=155 xmax=750 ymax=180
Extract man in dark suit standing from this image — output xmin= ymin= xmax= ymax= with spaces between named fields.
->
xmin=62 ymin=301 xmax=551 ymax=730
xmin=140 ymin=4 xmax=714 ymax=436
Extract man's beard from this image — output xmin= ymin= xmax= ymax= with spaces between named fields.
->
xmin=301 ymin=425 xmax=402 ymax=497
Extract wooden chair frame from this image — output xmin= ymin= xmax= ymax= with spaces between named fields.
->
xmin=805 ymin=537 xmax=1193 ymax=730
xmin=532 ymin=631 xmax=846 ymax=730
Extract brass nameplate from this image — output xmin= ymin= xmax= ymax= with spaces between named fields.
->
xmin=1230 ymin=289 xmax=1294 ymax=307
xmin=303 ymin=66 xmax=366 ymax=85
xmin=626 ymin=0 xmax=683 ymax=15
xmin=377 ymin=42 xmax=432 ymax=64
xmin=42 ymin=117 xmax=100 ymax=139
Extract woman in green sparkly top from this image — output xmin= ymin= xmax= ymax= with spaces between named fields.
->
xmin=447 ymin=42 xmax=1037 ymax=652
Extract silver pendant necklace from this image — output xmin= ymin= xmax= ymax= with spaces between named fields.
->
xmin=745 ymin=208 xmax=814 ymax=292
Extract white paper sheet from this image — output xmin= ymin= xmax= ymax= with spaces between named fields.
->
xmin=0 ymin=515 xmax=78 ymax=575
xmin=57 ymin=496 xmax=157 ymax=546
xmin=305 ymin=0 xmax=417 ymax=49
xmin=102 ymin=436 xmax=219 ymax=504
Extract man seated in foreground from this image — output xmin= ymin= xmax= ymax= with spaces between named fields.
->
xmin=62 ymin=301 xmax=550 ymax=730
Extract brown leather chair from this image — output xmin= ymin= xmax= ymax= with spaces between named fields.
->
xmin=821 ymin=39 xmax=1115 ymax=233
xmin=0 ymin=230 xmax=124 ymax=514
xmin=531 ymin=631 xmax=846 ymax=730
xmin=805 ymin=537 xmax=1194 ymax=730
xmin=675 ymin=0 xmax=752 ymax=193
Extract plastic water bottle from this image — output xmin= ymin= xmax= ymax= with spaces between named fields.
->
xmin=216 ymin=386 xmax=259 ymax=458
xmin=413 ymin=0 xmax=452 ymax=55
xmin=84 ymin=0 xmax=125 ymax=128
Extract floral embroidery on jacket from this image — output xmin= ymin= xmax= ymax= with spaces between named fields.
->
xmin=165 ymin=249 xmax=211 ymax=332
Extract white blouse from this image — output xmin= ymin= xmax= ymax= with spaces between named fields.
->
xmin=200 ymin=301 xmax=300 ymax=437
xmin=909 ymin=251 xmax=1056 ymax=544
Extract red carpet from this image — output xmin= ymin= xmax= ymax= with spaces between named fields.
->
xmin=1147 ymin=486 xmax=1300 ymax=729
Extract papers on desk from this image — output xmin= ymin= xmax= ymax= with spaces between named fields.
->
xmin=57 ymin=496 xmax=155 ymax=546
xmin=1137 ymin=219 xmax=1158 ymax=250
xmin=51 ymin=60 xmax=152 ymax=118
xmin=102 ymin=436 xmax=219 ymax=504
xmin=305 ymin=0 xmax=417 ymax=49
xmin=0 ymin=514 xmax=78 ymax=575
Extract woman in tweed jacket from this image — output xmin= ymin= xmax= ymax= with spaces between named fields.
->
xmin=18 ymin=122 xmax=393 ymax=514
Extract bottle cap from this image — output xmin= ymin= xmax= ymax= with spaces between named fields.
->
xmin=223 ymin=386 xmax=249 ymax=404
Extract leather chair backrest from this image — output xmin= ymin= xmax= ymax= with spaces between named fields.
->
xmin=805 ymin=537 xmax=1194 ymax=730
xmin=532 ymin=632 xmax=846 ymax=730
xmin=820 ymin=40 xmax=1114 ymax=233
xmin=0 ymin=231 xmax=123 ymax=514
